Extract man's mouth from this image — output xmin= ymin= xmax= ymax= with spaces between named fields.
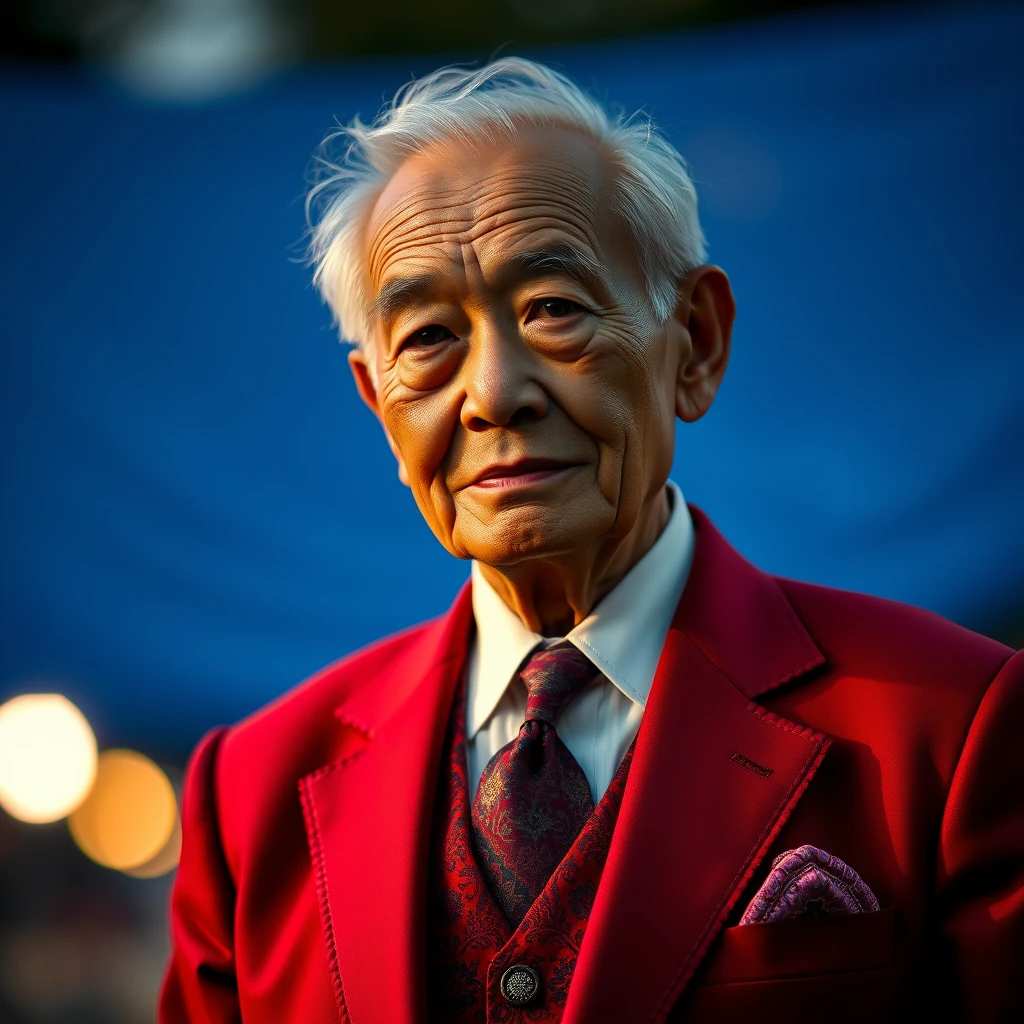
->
xmin=468 ymin=458 xmax=582 ymax=490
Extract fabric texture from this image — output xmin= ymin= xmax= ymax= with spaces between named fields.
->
xmin=466 ymin=481 xmax=694 ymax=805
xmin=471 ymin=642 xmax=600 ymax=926
xmin=738 ymin=844 xmax=880 ymax=924
xmin=429 ymin=671 xmax=635 ymax=1023
xmin=157 ymin=507 xmax=1024 ymax=1024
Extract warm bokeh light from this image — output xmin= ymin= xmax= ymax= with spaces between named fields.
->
xmin=69 ymin=749 xmax=178 ymax=872
xmin=125 ymin=809 xmax=182 ymax=878
xmin=0 ymin=693 xmax=98 ymax=823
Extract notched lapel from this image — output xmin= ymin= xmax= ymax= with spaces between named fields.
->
xmin=565 ymin=510 xmax=832 ymax=1024
xmin=299 ymin=586 xmax=474 ymax=1024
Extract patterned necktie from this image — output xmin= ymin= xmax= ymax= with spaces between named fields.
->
xmin=471 ymin=640 xmax=599 ymax=927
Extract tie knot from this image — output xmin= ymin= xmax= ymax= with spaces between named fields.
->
xmin=518 ymin=640 xmax=598 ymax=727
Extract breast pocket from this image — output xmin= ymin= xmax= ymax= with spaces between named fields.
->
xmin=682 ymin=907 xmax=900 ymax=1022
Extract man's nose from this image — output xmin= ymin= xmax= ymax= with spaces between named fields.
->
xmin=459 ymin=327 xmax=548 ymax=431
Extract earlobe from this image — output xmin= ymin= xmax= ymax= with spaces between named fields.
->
xmin=674 ymin=265 xmax=735 ymax=423
xmin=347 ymin=347 xmax=412 ymax=488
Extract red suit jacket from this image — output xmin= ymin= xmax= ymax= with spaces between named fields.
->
xmin=160 ymin=508 xmax=1023 ymax=1023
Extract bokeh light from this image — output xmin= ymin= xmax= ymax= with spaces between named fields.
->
xmin=69 ymin=749 xmax=178 ymax=872
xmin=0 ymin=693 xmax=99 ymax=823
xmin=125 ymin=811 xmax=183 ymax=878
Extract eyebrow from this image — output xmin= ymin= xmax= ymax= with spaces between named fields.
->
xmin=369 ymin=274 xmax=445 ymax=327
xmin=368 ymin=242 xmax=605 ymax=327
xmin=502 ymin=243 xmax=604 ymax=293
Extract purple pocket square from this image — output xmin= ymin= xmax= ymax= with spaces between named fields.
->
xmin=739 ymin=844 xmax=880 ymax=925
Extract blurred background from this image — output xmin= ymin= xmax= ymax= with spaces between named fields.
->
xmin=1 ymin=0 xmax=1022 ymax=1020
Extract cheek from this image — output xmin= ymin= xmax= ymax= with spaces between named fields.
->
xmin=563 ymin=331 xmax=668 ymax=483
xmin=620 ymin=347 xmax=676 ymax=495
xmin=381 ymin=385 xmax=461 ymax=534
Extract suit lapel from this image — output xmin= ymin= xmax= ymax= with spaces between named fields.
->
xmin=299 ymin=509 xmax=832 ymax=1024
xmin=299 ymin=585 xmax=474 ymax=1024
xmin=565 ymin=508 xmax=831 ymax=1024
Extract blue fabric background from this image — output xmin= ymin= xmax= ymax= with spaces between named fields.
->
xmin=2 ymin=3 xmax=1021 ymax=753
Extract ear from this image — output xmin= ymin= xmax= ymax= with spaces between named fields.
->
xmin=348 ymin=348 xmax=411 ymax=487
xmin=672 ymin=265 xmax=735 ymax=423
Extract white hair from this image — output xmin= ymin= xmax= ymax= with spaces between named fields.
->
xmin=305 ymin=57 xmax=706 ymax=350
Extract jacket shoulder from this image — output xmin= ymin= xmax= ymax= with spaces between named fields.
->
xmin=767 ymin=578 xmax=1018 ymax=794
xmin=194 ymin=612 xmax=456 ymax=878
xmin=245 ymin=614 xmax=441 ymax=736
xmin=210 ymin=615 xmax=445 ymax=796
xmin=776 ymin=576 xmax=1014 ymax=692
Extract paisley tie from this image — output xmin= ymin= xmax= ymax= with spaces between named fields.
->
xmin=471 ymin=640 xmax=599 ymax=927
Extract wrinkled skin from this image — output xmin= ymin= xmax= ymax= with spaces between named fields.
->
xmin=349 ymin=125 xmax=735 ymax=635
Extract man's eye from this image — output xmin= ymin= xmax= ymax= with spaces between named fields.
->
xmin=532 ymin=298 xmax=583 ymax=319
xmin=405 ymin=324 xmax=454 ymax=348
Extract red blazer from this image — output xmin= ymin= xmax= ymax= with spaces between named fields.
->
xmin=159 ymin=508 xmax=1023 ymax=1023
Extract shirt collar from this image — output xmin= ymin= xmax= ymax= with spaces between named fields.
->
xmin=467 ymin=481 xmax=695 ymax=738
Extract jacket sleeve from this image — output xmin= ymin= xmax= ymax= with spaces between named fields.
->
xmin=159 ymin=726 xmax=242 ymax=1024
xmin=936 ymin=648 xmax=1024 ymax=1021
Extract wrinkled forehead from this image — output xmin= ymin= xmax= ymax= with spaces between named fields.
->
xmin=364 ymin=126 xmax=623 ymax=294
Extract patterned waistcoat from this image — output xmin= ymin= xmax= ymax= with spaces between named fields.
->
xmin=427 ymin=678 xmax=635 ymax=1023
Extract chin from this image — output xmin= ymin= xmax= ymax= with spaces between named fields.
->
xmin=457 ymin=506 xmax=610 ymax=568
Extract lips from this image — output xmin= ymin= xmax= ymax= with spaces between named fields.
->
xmin=468 ymin=457 xmax=581 ymax=488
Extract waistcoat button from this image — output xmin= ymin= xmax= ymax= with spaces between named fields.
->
xmin=500 ymin=964 xmax=542 ymax=1006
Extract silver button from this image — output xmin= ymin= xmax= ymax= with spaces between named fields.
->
xmin=500 ymin=963 xmax=541 ymax=1007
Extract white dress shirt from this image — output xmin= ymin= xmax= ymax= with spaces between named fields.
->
xmin=466 ymin=481 xmax=696 ymax=805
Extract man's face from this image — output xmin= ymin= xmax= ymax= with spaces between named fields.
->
xmin=352 ymin=126 xmax=705 ymax=568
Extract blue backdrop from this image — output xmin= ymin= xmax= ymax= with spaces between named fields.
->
xmin=2 ymin=2 xmax=1022 ymax=755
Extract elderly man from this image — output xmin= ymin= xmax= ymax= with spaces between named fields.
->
xmin=160 ymin=60 xmax=1023 ymax=1023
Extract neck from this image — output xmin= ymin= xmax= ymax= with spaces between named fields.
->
xmin=477 ymin=486 xmax=672 ymax=636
